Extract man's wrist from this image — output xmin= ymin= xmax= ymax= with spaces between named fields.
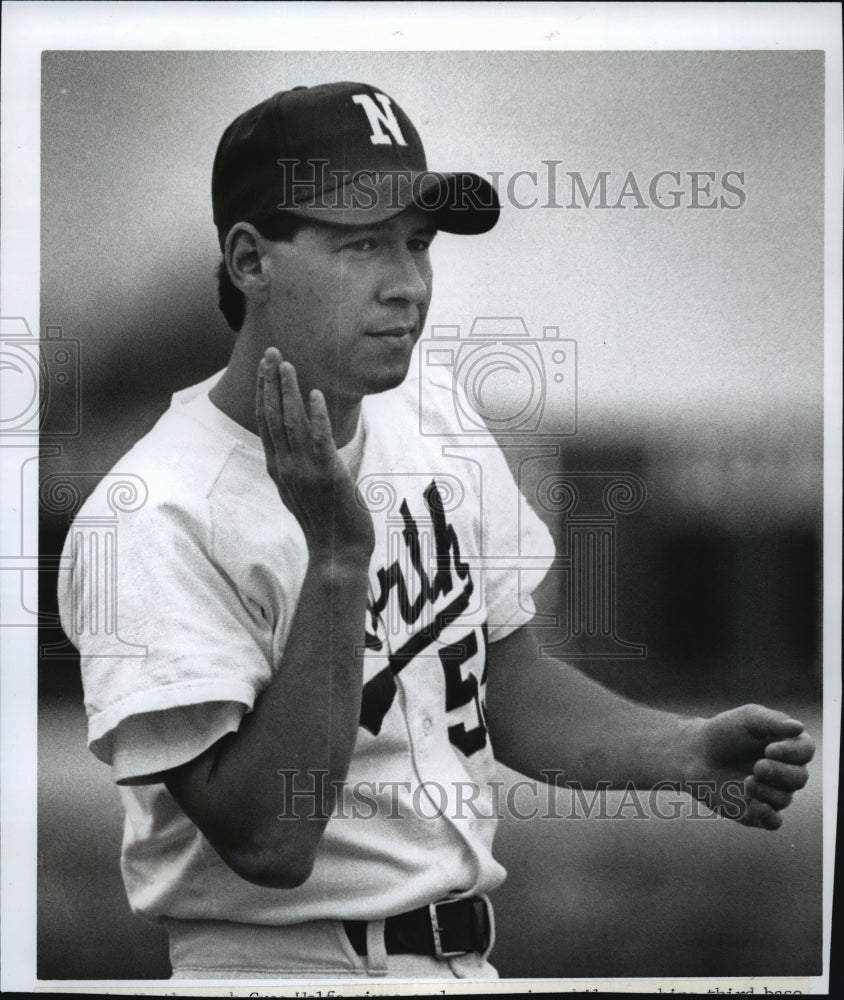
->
xmin=307 ymin=547 xmax=372 ymax=582
xmin=669 ymin=714 xmax=709 ymax=789
xmin=626 ymin=710 xmax=707 ymax=790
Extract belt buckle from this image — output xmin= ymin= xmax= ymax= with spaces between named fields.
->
xmin=428 ymin=896 xmax=491 ymax=961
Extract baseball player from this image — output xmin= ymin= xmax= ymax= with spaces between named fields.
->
xmin=58 ymin=82 xmax=815 ymax=981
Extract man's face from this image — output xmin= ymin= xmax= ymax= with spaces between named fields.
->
xmin=262 ymin=207 xmax=435 ymax=405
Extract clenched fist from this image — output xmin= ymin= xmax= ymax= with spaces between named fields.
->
xmin=679 ymin=704 xmax=815 ymax=830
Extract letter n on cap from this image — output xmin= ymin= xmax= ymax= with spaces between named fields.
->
xmin=351 ymin=93 xmax=407 ymax=146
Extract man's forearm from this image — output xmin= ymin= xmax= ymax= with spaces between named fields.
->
xmin=485 ymin=626 xmax=696 ymax=790
xmin=486 ymin=625 xmax=814 ymax=831
xmin=164 ymin=550 xmax=371 ymax=887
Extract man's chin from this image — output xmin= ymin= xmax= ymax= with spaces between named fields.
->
xmin=360 ymin=364 xmax=414 ymax=397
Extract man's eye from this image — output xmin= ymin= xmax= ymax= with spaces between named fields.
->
xmin=346 ymin=237 xmax=378 ymax=252
xmin=408 ymin=238 xmax=432 ymax=252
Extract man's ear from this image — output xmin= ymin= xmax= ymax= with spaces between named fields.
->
xmin=224 ymin=223 xmax=270 ymax=301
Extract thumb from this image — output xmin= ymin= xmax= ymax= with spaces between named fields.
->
xmin=739 ymin=704 xmax=804 ymax=741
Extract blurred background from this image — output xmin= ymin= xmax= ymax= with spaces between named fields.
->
xmin=37 ymin=51 xmax=823 ymax=979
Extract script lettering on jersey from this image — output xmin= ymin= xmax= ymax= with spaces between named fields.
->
xmin=359 ymin=479 xmax=488 ymax=756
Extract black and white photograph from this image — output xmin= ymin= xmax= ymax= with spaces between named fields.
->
xmin=1 ymin=3 xmax=840 ymax=995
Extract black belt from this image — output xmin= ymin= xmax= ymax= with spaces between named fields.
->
xmin=343 ymin=896 xmax=491 ymax=960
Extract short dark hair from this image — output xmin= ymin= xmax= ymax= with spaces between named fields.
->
xmin=216 ymin=213 xmax=303 ymax=332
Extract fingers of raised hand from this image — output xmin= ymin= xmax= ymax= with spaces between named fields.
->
xmin=278 ymin=359 xmax=310 ymax=453
xmin=308 ymin=389 xmax=335 ymax=466
xmin=257 ymin=350 xmax=314 ymax=458
xmin=256 ymin=363 xmax=279 ymax=479
xmin=257 ymin=350 xmax=286 ymax=450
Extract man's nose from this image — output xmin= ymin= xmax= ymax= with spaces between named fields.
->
xmin=377 ymin=250 xmax=430 ymax=305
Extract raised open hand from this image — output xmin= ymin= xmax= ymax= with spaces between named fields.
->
xmin=256 ymin=348 xmax=375 ymax=562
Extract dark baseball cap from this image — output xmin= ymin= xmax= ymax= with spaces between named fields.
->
xmin=211 ymin=81 xmax=500 ymax=248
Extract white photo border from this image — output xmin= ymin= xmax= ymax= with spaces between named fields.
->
xmin=2 ymin=2 xmax=841 ymax=995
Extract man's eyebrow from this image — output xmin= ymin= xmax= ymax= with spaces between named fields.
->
xmin=323 ymin=221 xmax=439 ymax=241
xmin=322 ymin=221 xmax=384 ymax=238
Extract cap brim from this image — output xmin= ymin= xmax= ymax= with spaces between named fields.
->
xmin=277 ymin=171 xmax=500 ymax=235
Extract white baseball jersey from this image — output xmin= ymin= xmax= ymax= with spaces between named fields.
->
xmin=58 ymin=368 xmax=555 ymax=925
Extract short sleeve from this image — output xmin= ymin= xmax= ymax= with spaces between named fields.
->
xmin=109 ymin=701 xmax=245 ymax=784
xmin=58 ymin=499 xmax=276 ymax=770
